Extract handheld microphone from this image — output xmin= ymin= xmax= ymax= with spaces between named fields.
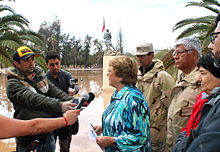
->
xmin=75 ymin=92 xmax=95 ymax=109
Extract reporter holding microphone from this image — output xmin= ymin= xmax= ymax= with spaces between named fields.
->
xmin=45 ymin=50 xmax=80 ymax=152
xmin=5 ymin=46 xmax=80 ymax=152
xmin=0 ymin=109 xmax=80 ymax=140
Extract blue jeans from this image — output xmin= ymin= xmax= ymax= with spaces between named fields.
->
xmin=16 ymin=135 xmax=55 ymax=152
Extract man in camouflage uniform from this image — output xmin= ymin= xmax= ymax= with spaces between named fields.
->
xmin=166 ymin=37 xmax=202 ymax=152
xmin=136 ymin=43 xmax=175 ymax=152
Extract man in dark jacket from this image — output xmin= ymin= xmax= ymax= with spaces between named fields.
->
xmin=5 ymin=46 xmax=77 ymax=152
xmin=45 ymin=50 xmax=79 ymax=152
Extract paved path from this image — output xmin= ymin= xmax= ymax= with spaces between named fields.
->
xmin=56 ymin=97 xmax=104 ymax=152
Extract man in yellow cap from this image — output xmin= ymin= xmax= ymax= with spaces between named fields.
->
xmin=5 ymin=46 xmax=79 ymax=152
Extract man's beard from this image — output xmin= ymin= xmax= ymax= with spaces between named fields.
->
xmin=51 ymin=69 xmax=59 ymax=75
xmin=214 ymin=51 xmax=220 ymax=68
xmin=24 ymin=69 xmax=34 ymax=75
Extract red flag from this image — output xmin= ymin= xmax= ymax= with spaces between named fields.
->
xmin=102 ymin=17 xmax=105 ymax=32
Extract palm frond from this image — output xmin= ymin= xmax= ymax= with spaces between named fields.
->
xmin=0 ymin=4 xmax=16 ymax=14
xmin=0 ymin=46 xmax=13 ymax=63
xmin=0 ymin=31 xmax=22 ymax=43
xmin=0 ymin=40 xmax=21 ymax=51
xmin=19 ymin=34 xmax=44 ymax=47
xmin=173 ymin=16 xmax=215 ymax=32
xmin=0 ymin=54 xmax=13 ymax=67
xmin=0 ymin=14 xmax=29 ymax=28
xmin=202 ymin=0 xmax=220 ymax=7
xmin=176 ymin=24 xmax=211 ymax=39
xmin=34 ymin=56 xmax=47 ymax=72
xmin=186 ymin=1 xmax=220 ymax=13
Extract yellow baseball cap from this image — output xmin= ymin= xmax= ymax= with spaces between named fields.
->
xmin=13 ymin=46 xmax=39 ymax=61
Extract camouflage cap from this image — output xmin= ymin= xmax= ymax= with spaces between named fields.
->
xmin=135 ymin=43 xmax=153 ymax=55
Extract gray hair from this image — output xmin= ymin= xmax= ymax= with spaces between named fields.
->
xmin=174 ymin=37 xmax=202 ymax=57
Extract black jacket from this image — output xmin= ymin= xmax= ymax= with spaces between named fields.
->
xmin=45 ymin=69 xmax=79 ymax=95
xmin=45 ymin=69 xmax=79 ymax=135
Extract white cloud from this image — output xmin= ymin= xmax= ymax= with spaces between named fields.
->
xmin=4 ymin=0 xmax=216 ymax=54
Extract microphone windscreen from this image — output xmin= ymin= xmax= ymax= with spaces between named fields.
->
xmin=87 ymin=92 xmax=95 ymax=102
xmin=82 ymin=93 xmax=90 ymax=100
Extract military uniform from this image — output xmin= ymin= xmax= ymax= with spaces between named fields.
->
xmin=137 ymin=59 xmax=175 ymax=152
xmin=135 ymin=43 xmax=175 ymax=152
xmin=166 ymin=68 xmax=201 ymax=152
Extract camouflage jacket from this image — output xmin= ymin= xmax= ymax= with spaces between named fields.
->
xmin=166 ymin=67 xmax=201 ymax=151
xmin=137 ymin=59 xmax=175 ymax=143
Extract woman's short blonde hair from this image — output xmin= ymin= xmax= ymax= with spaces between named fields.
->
xmin=109 ymin=56 xmax=138 ymax=85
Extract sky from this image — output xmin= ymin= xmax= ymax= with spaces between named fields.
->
xmin=3 ymin=0 xmax=216 ymax=54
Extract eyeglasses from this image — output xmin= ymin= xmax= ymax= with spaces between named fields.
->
xmin=210 ymin=32 xmax=220 ymax=44
xmin=172 ymin=50 xmax=192 ymax=57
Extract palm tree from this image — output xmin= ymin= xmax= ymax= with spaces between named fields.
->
xmin=173 ymin=0 xmax=220 ymax=52
xmin=0 ymin=3 xmax=47 ymax=70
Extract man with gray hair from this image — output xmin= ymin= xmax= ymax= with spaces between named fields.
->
xmin=165 ymin=37 xmax=202 ymax=152
xmin=136 ymin=43 xmax=175 ymax=152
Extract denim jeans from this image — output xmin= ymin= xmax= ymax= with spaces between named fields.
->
xmin=16 ymin=135 xmax=55 ymax=152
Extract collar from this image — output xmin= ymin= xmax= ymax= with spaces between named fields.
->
xmin=138 ymin=59 xmax=164 ymax=79
xmin=139 ymin=62 xmax=155 ymax=76
xmin=47 ymin=69 xmax=63 ymax=79
xmin=205 ymin=87 xmax=220 ymax=106
xmin=112 ymin=85 xmax=130 ymax=101
xmin=177 ymin=67 xmax=200 ymax=84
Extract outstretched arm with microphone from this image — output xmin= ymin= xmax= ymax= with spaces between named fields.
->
xmin=0 ymin=109 xmax=80 ymax=139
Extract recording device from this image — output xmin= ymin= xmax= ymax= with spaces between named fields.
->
xmin=75 ymin=92 xmax=95 ymax=109
xmin=72 ymin=98 xmax=79 ymax=104
xmin=70 ymin=78 xmax=78 ymax=89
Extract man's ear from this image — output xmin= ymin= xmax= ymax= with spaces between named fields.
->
xmin=13 ymin=61 xmax=19 ymax=68
xmin=45 ymin=63 xmax=49 ymax=68
xmin=193 ymin=50 xmax=199 ymax=60
xmin=152 ymin=52 xmax=154 ymax=58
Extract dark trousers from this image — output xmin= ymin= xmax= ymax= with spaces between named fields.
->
xmin=53 ymin=125 xmax=73 ymax=152
xmin=16 ymin=135 xmax=55 ymax=152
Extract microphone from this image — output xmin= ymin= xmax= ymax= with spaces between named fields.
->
xmin=75 ymin=92 xmax=95 ymax=109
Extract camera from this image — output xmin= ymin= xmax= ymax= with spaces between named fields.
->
xmin=72 ymin=98 xmax=79 ymax=104
xmin=70 ymin=78 xmax=78 ymax=89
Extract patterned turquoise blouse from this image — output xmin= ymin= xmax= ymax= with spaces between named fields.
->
xmin=102 ymin=85 xmax=151 ymax=152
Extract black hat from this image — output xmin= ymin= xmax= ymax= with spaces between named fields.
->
xmin=198 ymin=53 xmax=220 ymax=79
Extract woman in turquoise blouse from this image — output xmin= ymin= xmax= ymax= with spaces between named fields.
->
xmin=95 ymin=56 xmax=151 ymax=152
